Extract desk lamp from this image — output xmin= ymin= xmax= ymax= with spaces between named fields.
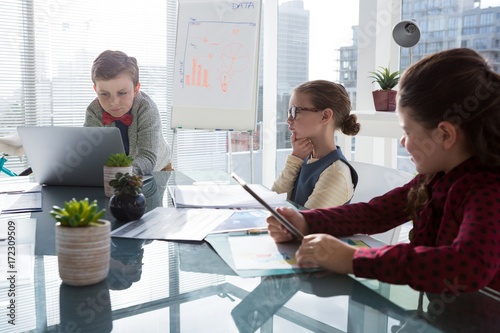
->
xmin=392 ymin=19 xmax=421 ymax=65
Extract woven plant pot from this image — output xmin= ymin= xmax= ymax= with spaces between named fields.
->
xmin=103 ymin=166 xmax=133 ymax=197
xmin=55 ymin=219 xmax=111 ymax=287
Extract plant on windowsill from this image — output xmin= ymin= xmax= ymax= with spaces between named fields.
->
xmin=50 ymin=198 xmax=110 ymax=286
xmin=108 ymin=172 xmax=146 ymax=222
xmin=368 ymin=66 xmax=400 ymax=112
xmin=103 ymin=153 xmax=134 ymax=197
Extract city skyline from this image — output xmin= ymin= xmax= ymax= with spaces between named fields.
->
xmin=303 ymin=0 xmax=500 ymax=81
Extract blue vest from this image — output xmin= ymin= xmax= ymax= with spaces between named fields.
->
xmin=115 ymin=121 xmax=130 ymax=155
xmin=291 ymin=147 xmax=358 ymax=208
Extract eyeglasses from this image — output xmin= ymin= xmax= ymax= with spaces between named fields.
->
xmin=287 ymin=106 xmax=323 ymax=120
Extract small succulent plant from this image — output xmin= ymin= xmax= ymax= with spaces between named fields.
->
xmin=50 ymin=198 xmax=105 ymax=227
xmin=104 ymin=153 xmax=133 ymax=167
xmin=109 ymin=172 xmax=143 ymax=196
xmin=368 ymin=66 xmax=400 ymax=90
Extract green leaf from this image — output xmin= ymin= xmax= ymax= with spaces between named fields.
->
xmin=51 ymin=198 xmax=105 ymax=227
xmin=368 ymin=66 xmax=400 ymax=90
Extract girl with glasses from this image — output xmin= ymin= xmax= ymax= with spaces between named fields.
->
xmin=272 ymin=80 xmax=360 ymax=209
xmin=267 ymin=48 xmax=500 ymax=295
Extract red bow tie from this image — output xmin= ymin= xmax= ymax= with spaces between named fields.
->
xmin=102 ymin=112 xmax=133 ymax=126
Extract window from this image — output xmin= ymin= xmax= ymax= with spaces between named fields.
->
xmin=474 ymin=37 xmax=488 ymax=49
xmin=479 ymin=25 xmax=494 ymax=33
xmin=480 ymin=12 xmax=494 ymax=25
xmin=0 ymin=0 xmax=174 ymax=175
xmin=449 ymin=16 xmax=458 ymax=28
xmin=463 ymin=14 xmax=476 ymax=27
xmin=3 ymin=0 xmax=500 ymax=182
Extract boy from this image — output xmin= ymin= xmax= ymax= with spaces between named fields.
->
xmin=84 ymin=50 xmax=171 ymax=175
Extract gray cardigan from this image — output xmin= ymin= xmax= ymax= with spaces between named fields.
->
xmin=84 ymin=91 xmax=171 ymax=174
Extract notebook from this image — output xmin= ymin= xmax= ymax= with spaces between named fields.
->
xmin=17 ymin=126 xmax=125 ymax=187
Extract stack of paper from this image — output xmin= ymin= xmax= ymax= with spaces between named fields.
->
xmin=111 ymin=207 xmax=235 ymax=241
xmin=168 ymin=184 xmax=288 ymax=209
xmin=0 ymin=183 xmax=42 ymax=214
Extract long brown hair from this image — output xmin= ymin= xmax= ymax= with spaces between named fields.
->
xmin=398 ymin=48 xmax=500 ymax=219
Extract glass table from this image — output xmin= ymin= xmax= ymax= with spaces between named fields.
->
xmin=0 ymin=171 xmax=498 ymax=333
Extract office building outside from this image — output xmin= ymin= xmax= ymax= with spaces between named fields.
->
xmin=233 ymin=0 xmax=310 ymax=151
xmin=339 ymin=0 xmax=500 ymax=110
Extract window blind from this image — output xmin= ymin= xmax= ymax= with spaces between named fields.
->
xmin=0 ymin=0 xmax=234 ymax=177
xmin=0 ymin=0 xmax=178 ymax=175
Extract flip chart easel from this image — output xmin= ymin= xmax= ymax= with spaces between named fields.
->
xmin=171 ymin=128 xmax=255 ymax=181
xmin=171 ymin=0 xmax=261 ymax=179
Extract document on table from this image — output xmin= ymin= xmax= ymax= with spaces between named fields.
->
xmin=110 ymin=207 xmax=235 ymax=241
xmin=168 ymin=184 xmax=288 ymax=209
xmin=0 ymin=218 xmax=36 ymax=287
xmin=0 ymin=183 xmax=42 ymax=214
xmin=229 ymin=233 xmax=384 ymax=270
xmin=340 ymin=234 xmax=385 ymax=248
xmin=209 ymin=209 xmax=269 ymax=233
xmin=205 ymin=232 xmax=317 ymax=277
xmin=228 ymin=233 xmax=301 ymax=270
xmin=0 ymin=182 xmax=42 ymax=194
xmin=0 ymin=192 xmax=42 ymax=214
xmin=205 ymin=233 xmax=384 ymax=277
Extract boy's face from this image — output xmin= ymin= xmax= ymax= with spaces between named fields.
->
xmin=94 ymin=73 xmax=140 ymax=117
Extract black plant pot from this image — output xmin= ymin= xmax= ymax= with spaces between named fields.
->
xmin=109 ymin=193 xmax=147 ymax=222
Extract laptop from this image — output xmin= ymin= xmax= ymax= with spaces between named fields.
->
xmin=17 ymin=126 xmax=125 ymax=187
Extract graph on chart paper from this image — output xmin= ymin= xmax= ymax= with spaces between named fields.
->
xmin=173 ymin=1 xmax=261 ymax=111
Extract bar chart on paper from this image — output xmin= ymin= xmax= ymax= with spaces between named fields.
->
xmin=185 ymin=44 xmax=250 ymax=92
xmin=172 ymin=0 xmax=262 ymax=131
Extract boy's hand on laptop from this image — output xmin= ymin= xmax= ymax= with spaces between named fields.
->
xmin=267 ymin=207 xmax=308 ymax=243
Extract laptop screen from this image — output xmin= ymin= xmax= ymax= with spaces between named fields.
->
xmin=18 ymin=126 xmax=125 ymax=187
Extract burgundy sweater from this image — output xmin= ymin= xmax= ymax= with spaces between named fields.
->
xmin=301 ymin=158 xmax=500 ymax=293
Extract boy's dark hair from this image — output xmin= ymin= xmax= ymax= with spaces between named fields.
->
xmin=91 ymin=50 xmax=139 ymax=86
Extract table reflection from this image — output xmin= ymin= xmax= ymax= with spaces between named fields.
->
xmin=107 ymin=238 xmax=150 ymax=290
xmin=231 ymin=275 xmax=301 ymax=333
xmin=59 ymin=280 xmax=112 ymax=333
xmin=1 ymin=172 xmax=498 ymax=333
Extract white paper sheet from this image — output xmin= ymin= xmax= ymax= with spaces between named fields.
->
xmin=0 ymin=183 xmax=42 ymax=194
xmin=228 ymin=233 xmax=300 ymax=270
xmin=110 ymin=207 xmax=235 ymax=241
xmin=228 ymin=234 xmax=385 ymax=271
xmin=0 ymin=192 xmax=42 ymax=214
xmin=168 ymin=184 xmax=288 ymax=209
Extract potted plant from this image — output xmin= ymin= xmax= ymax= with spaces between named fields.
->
xmin=50 ymin=198 xmax=111 ymax=286
xmin=103 ymin=153 xmax=134 ymax=197
xmin=108 ymin=172 xmax=147 ymax=222
xmin=368 ymin=66 xmax=400 ymax=112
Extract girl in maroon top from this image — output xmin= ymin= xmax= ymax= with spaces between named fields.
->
xmin=267 ymin=48 xmax=500 ymax=294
